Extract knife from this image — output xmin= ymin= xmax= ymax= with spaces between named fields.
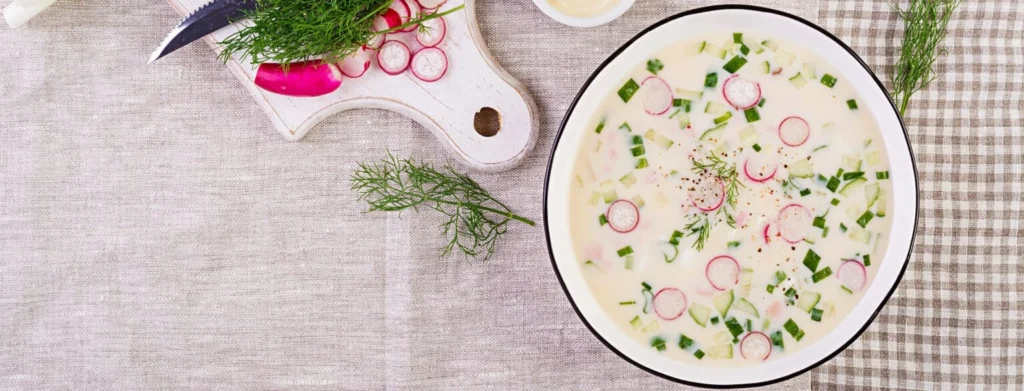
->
xmin=149 ymin=0 xmax=258 ymax=64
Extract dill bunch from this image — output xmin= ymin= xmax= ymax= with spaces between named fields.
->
xmin=350 ymin=154 xmax=535 ymax=260
xmin=891 ymin=0 xmax=962 ymax=117
xmin=686 ymin=155 xmax=744 ymax=251
xmin=218 ymin=0 xmax=463 ymax=67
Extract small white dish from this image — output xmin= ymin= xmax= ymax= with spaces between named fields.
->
xmin=543 ymin=5 xmax=919 ymax=388
xmin=532 ymin=0 xmax=636 ymax=28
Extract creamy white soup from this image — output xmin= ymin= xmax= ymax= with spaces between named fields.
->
xmin=569 ymin=32 xmax=893 ymax=366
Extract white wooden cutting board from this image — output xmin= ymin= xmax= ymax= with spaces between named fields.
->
xmin=164 ymin=0 xmax=539 ymax=172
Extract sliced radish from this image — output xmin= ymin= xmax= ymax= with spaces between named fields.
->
xmin=416 ymin=15 xmax=446 ymax=47
xmin=779 ymin=116 xmax=810 ymax=147
xmin=706 ymin=255 xmax=740 ymax=291
xmin=381 ymin=8 xmax=403 ymax=28
xmin=653 ymin=288 xmax=688 ymax=320
xmin=744 ymin=154 xmax=778 ymax=183
xmin=388 ymin=0 xmax=410 ymax=27
xmin=838 ymin=260 xmax=868 ymax=291
xmin=640 ymin=76 xmax=673 ymax=116
xmin=254 ymin=61 xmax=342 ymax=97
xmin=777 ymin=204 xmax=812 ymax=243
xmin=338 ymin=46 xmax=372 ymax=78
xmin=740 ymin=332 xmax=772 ymax=360
xmin=722 ymin=75 xmax=761 ymax=109
xmin=763 ymin=223 xmax=777 ymax=244
xmin=400 ymin=0 xmax=421 ymax=32
xmin=368 ymin=9 xmax=401 ymax=50
xmin=417 ymin=0 xmax=447 ymax=9
xmin=606 ymin=199 xmax=639 ymax=233
xmin=410 ymin=47 xmax=448 ymax=82
xmin=692 ymin=175 xmax=725 ymax=212
xmin=377 ymin=40 xmax=411 ymax=75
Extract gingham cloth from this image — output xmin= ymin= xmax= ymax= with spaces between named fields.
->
xmin=0 ymin=0 xmax=1020 ymax=390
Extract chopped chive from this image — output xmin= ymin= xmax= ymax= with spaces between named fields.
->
xmin=803 ymin=249 xmax=821 ymax=271
xmin=725 ymin=317 xmax=744 ymax=337
xmin=876 ymin=171 xmax=890 ymax=180
xmin=733 ymin=32 xmax=743 ymax=43
xmin=752 ymin=143 xmax=762 ymax=152
xmin=831 ymin=198 xmax=840 ymax=206
xmin=826 ymin=176 xmax=841 ymax=192
xmin=635 ymin=158 xmax=649 ymax=169
xmin=841 ymin=285 xmax=854 ymax=294
xmin=631 ymin=145 xmax=646 ymax=157
xmin=773 ymin=271 xmax=787 ymax=285
xmin=836 ymin=168 xmax=845 ymax=178
xmin=630 ymin=316 xmax=643 ymax=329
xmin=822 ymin=226 xmax=830 ymax=238
xmin=863 ymin=254 xmax=872 ymax=266
xmin=723 ymin=55 xmax=748 ymax=73
xmin=619 ymin=122 xmax=632 ymax=133
xmin=595 ymin=120 xmax=606 ymax=134
xmin=839 ymin=223 xmax=848 ymax=232
xmin=704 ymin=72 xmax=719 ymax=88
xmin=817 ymin=174 xmax=828 ymax=182
xmin=669 ymin=230 xmax=684 ymax=246
xmin=820 ymin=74 xmax=838 ymax=88
xmin=624 ymin=255 xmax=634 ymax=270
xmin=813 ymin=145 xmax=828 ymax=152
xmin=631 ymin=135 xmax=643 ymax=145
xmin=727 ymin=241 xmax=741 ymax=249
xmin=617 ymin=246 xmax=634 ymax=257
xmin=745 ymin=318 xmax=753 ymax=332
xmin=784 ymin=319 xmax=801 ymax=338
xmin=795 ymin=330 xmax=806 ymax=341
xmin=651 ymin=336 xmax=667 ymax=351
xmin=694 ymin=349 xmax=705 ymax=359
xmin=811 ymin=266 xmax=833 ymax=283
xmin=856 ymin=211 xmax=875 ymax=228
xmin=847 ymin=99 xmax=859 ymax=110
xmin=800 ymin=188 xmax=812 ymax=197
xmin=710 ymin=316 xmax=720 ymax=325
xmin=676 ymin=99 xmax=692 ymax=112
xmin=647 ymin=59 xmax=664 ymax=75
xmin=812 ymin=216 xmax=826 ymax=229
xmin=843 ymin=171 xmax=865 ymax=181
xmin=679 ymin=334 xmax=694 ymax=350
xmin=766 ymin=285 xmax=775 ymax=294
xmin=619 ymin=301 xmax=636 ymax=305
xmin=598 ymin=214 xmax=608 ymax=226
xmin=810 ymin=308 xmax=823 ymax=322
xmin=713 ymin=111 xmax=733 ymax=125
xmin=732 ymin=337 xmax=739 ymax=344
xmin=771 ymin=331 xmax=785 ymax=348
xmin=784 ymin=288 xmax=797 ymax=299
xmin=744 ymin=107 xmax=761 ymax=123
xmin=641 ymin=282 xmax=652 ymax=291
xmin=740 ymin=44 xmax=750 ymax=55
xmin=668 ymin=109 xmax=681 ymax=119
xmin=618 ymin=79 xmax=640 ymax=102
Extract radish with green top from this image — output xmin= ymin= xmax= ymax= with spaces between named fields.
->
xmin=254 ymin=61 xmax=343 ymax=97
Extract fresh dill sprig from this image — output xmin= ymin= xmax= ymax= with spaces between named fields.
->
xmin=891 ymin=0 xmax=962 ymax=117
xmin=684 ymin=214 xmax=712 ymax=251
xmin=350 ymin=154 xmax=535 ymax=260
xmin=218 ymin=0 xmax=465 ymax=67
xmin=692 ymin=155 xmax=744 ymax=209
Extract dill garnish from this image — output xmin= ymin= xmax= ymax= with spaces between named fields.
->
xmin=350 ymin=154 xmax=534 ymax=260
xmin=891 ymin=0 xmax=962 ymax=117
xmin=684 ymin=155 xmax=745 ymax=251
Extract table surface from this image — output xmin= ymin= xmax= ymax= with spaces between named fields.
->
xmin=0 ymin=0 xmax=1021 ymax=390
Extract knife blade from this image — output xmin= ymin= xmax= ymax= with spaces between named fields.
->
xmin=149 ymin=0 xmax=258 ymax=64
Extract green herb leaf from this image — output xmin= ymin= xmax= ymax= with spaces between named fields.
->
xmin=891 ymin=0 xmax=962 ymax=116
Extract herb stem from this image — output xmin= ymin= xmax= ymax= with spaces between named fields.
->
xmin=891 ymin=0 xmax=961 ymax=117
xmin=427 ymin=198 xmax=536 ymax=226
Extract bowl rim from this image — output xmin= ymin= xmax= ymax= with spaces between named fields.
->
xmin=541 ymin=4 xmax=919 ymax=388
xmin=531 ymin=0 xmax=636 ymax=28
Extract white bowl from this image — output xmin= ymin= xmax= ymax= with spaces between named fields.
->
xmin=542 ymin=5 xmax=919 ymax=388
xmin=532 ymin=0 xmax=636 ymax=28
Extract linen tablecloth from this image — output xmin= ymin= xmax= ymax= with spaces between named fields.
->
xmin=0 ymin=0 xmax=1020 ymax=389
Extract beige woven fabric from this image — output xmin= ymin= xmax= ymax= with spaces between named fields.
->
xmin=0 ymin=0 xmax=1020 ymax=390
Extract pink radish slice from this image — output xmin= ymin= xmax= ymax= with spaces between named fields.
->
xmin=653 ymin=288 xmax=688 ymax=320
xmin=338 ymin=46 xmax=372 ymax=78
xmin=641 ymin=76 xmax=673 ymax=116
xmin=368 ymin=10 xmax=401 ymax=50
xmin=410 ymin=47 xmax=448 ymax=82
xmin=779 ymin=116 xmax=811 ymax=147
xmin=706 ymin=255 xmax=740 ymax=291
xmin=838 ymin=260 xmax=868 ymax=291
xmin=722 ymin=75 xmax=762 ymax=109
xmin=740 ymin=332 xmax=772 ymax=360
xmin=254 ymin=61 xmax=342 ymax=98
xmin=416 ymin=15 xmax=446 ymax=47
xmin=606 ymin=199 xmax=640 ymax=233
xmin=692 ymin=175 xmax=725 ymax=212
xmin=400 ymin=0 xmax=421 ymax=32
xmin=388 ymin=0 xmax=410 ymax=27
xmin=763 ymin=223 xmax=776 ymax=244
xmin=777 ymin=204 xmax=812 ymax=243
xmin=744 ymin=155 xmax=778 ymax=183
xmin=377 ymin=40 xmax=411 ymax=75
xmin=417 ymin=0 xmax=447 ymax=9
xmin=381 ymin=8 xmax=403 ymax=28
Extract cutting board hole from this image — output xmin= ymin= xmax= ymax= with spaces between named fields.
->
xmin=474 ymin=107 xmax=502 ymax=137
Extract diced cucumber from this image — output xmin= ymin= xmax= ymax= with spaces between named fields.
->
xmin=740 ymin=268 xmax=754 ymax=285
xmin=848 ymin=227 xmax=872 ymax=244
xmin=838 ymin=177 xmax=867 ymax=197
xmin=846 ymin=205 xmax=861 ymax=219
xmin=761 ymin=40 xmax=779 ymax=51
xmin=703 ymin=42 xmax=727 ymax=59
xmin=644 ymin=129 xmax=674 ymax=150
xmin=714 ymin=330 xmax=732 ymax=344
xmin=788 ymin=159 xmax=814 ymax=178
xmin=588 ymin=191 xmax=601 ymax=206
xmin=789 ymin=72 xmax=808 ymax=89
xmin=742 ymin=37 xmax=764 ymax=54
xmin=684 ymin=41 xmax=707 ymax=55
xmin=674 ymin=88 xmax=704 ymax=100
xmin=866 ymin=151 xmax=882 ymax=167
xmin=795 ymin=292 xmax=821 ymax=313
xmin=761 ymin=61 xmax=771 ymax=74
xmin=600 ymin=180 xmax=617 ymax=203
xmin=733 ymin=298 xmax=760 ymax=318
xmin=738 ymin=125 xmax=758 ymax=147
xmin=630 ymin=316 xmax=643 ymax=330
xmin=641 ymin=320 xmax=660 ymax=334
xmin=713 ymin=111 xmax=732 ymax=125
xmin=699 ymin=123 xmax=727 ymax=142
xmin=802 ymin=62 xmax=817 ymax=79
xmin=631 ymin=195 xmax=645 ymax=208
xmin=775 ymin=49 xmax=795 ymax=66
xmin=677 ymin=112 xmax=691 ymax=129
xmin=865 ymin=183 xmax=881 ymax=208
xmin=705 ymin=101 xmax=729 ymax=115
xmin=876 ymin=190 xmax=887 ymax=217
xmin=688 ymin=303 xmax=712 ymax=327
xmin=713 ymin=290 xmax=734 ymax=316
xmin=619 ymin=172 xmax=637 ymax=188
xmin=842 ymin=155 xmax=863 ymax=172
xmin=708 ymin=344 xmax=733 ymax=359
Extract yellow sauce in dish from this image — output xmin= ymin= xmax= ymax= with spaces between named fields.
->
xmin=548 ymin=0 xmax=620 ymax=18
